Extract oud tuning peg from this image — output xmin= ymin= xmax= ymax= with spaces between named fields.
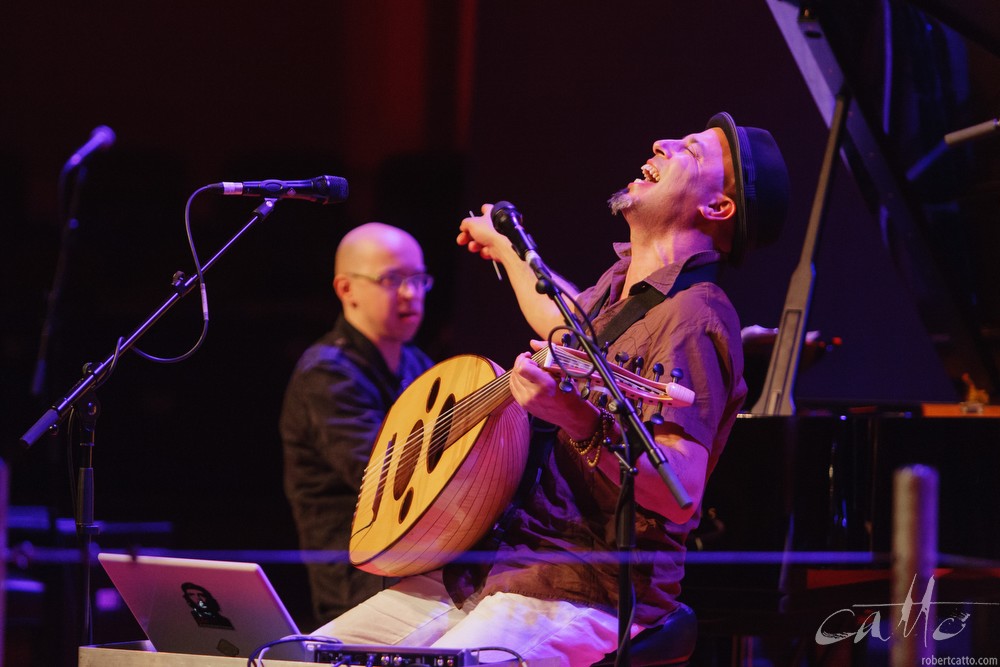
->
xmin=596 ymin=393 xmax=609 ymax=408
xmin=670 ymin=368 xmax=684 ymax=382
xmin=652 ymin=362 xmax=664 ymax=382
xmin=561 ymin=332 xmax=574 ymax=347
xmin=614 ymin=351 xmax=629 ymax=367
xmin=632 ymin=395 xmax=644 ymax=415
xmin=649 ymin=362 xmax=667 ymax=422
xmin=559 ymin=378 xmax=575 ymax=394
xmin=601 ymin=341 xmax=610 ymax=357
xmin=633 ymin=356 xmax=644 ymax=374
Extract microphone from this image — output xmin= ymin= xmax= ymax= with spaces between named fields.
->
xmin=66 ymin=125 xmax=116 ymax=169
xmin=212 ymin=175 xmax=349 ymax=204
xmin=491 ymin=201 xmax=540 ymax=266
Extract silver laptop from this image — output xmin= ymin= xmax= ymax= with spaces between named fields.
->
xmin=98 ymin=553 xmax=311 ymax=661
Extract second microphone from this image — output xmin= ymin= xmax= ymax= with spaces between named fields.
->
xmin=213 ymin=175 xmax=349 ymax=204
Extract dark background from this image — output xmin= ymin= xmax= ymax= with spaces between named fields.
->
xmin=3 ymin=1 xmax=998 ymax=664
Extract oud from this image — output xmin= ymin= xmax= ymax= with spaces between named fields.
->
xmin=349 ymin=344 xmax=694 ymax=577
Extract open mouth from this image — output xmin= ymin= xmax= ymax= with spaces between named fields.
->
xmin=640 ymin=163 xmax=660 ymax=183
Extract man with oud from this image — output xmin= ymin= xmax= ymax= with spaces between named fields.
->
xmin=280 ymin=222 xmax=434 ymax=625
xmin=318 ymin=113 xmax=789 ymax=665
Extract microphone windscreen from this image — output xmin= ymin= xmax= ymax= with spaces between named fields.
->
xmin=318 ymin=175 xmax=349 ymax=203
xmin=91 ymin=125 xmax=117 ymax=150
xmin=491 ymin=201 xmax=517 ymax=232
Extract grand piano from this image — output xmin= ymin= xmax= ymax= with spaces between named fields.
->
xmin=682 ymin=2 xmax=1000 ymax=663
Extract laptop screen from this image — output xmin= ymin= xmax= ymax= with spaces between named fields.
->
xmin=98 ymin=553 xmax=309 ymax=661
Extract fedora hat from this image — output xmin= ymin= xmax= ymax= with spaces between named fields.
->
xmin=706 ymin=112 xmax=790 ymax=265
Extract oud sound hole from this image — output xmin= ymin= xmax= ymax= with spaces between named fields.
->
xmin=369 ymin=433 xmax=395 ymax=521
xmin=426 ymin=378 xmax=440 ymax=412
xmin=398 ymin=488 xmax=414 ymax=524
xmin=393 ymin=420 xmax=424 ymax=501
xmin=426 ymin=394 xmax=456 ymax=474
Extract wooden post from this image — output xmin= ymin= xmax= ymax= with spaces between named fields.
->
xmin=891 ymin=465 xmax=938 ymax=667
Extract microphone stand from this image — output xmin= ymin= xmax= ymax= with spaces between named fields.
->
xmin=75 ymin=389 xmax=100 ymax=648
xmin=31 ymin=162 xmax=89 ymax=399
xmin=15 ymin=197 xmax=279 ymax=646
xmin=523 ymin=253 xmax=692 ymax=666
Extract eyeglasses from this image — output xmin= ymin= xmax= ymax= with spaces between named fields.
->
xmin=349 ymin=271 xmax=434 ymax=292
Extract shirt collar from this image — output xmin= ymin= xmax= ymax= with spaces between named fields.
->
xmin=332 ymin=315 xmax=397 ymax=378
xmin=611 ymin=243 xmax=723 ymax=297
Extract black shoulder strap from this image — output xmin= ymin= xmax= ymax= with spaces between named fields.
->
xmin=592 ymin=260 xmax=720 ymax=348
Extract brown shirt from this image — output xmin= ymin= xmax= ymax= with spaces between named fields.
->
xmin=481 ymin=246 xmax=747 ymax=625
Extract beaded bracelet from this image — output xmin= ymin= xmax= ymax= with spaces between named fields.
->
xmin=565 ymin=408 xmax=616 ymax=467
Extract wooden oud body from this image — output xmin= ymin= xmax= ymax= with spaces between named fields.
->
xmin=349 ymin=354 xmax=530 ymax=577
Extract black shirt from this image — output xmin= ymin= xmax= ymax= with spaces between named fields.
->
xmin=280 ymin=315 xmax=433 ymax=624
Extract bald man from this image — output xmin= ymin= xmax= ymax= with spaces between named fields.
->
xmin=280 ymin=223 xmax=434 ymax=625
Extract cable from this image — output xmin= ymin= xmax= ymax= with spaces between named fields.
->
xmin=131 ymin=184 xmax=216 ymax=363
xmin=472 ymin=645 xmax=527 ymax=667
xmin=246 ymin=634 xmax=342 ymax=666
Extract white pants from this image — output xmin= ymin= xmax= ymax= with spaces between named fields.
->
xmin=312 ymin=571 xmax=639 ymax=666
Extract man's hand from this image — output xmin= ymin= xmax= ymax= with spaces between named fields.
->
xmin=513 ymin=345 xmax=707 ymax=524
xmin=509 ymin=341 xmax=600 ymax=440
xmin=457 ymin=203 xmax=511 ymax=262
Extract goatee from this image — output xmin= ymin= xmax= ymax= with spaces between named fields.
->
xmin=607 ymin=188 xmax=633 ymax=216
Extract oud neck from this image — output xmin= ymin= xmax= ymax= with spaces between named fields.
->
xmin=451 ymin=348 xmax=549 ymax=432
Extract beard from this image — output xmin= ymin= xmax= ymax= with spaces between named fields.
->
xmin=607 ymin=188 xmax=633 ymax=216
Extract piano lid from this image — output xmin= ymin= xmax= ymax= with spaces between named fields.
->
xmin=762 ymin=0 xmax=1000 ymax=408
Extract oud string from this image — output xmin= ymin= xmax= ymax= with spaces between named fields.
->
xmin=355 ymin=349 xmax=537 ymax=504
xmin=354 ymin=348 xmax=548 ymax=510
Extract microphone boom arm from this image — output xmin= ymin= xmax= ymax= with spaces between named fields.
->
xmin=17 ymin=198 xmax=279 ymax=450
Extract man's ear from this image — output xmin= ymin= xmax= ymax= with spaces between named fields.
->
xmin=333 ymin=274 xmax=352 ymax=304
xmin=699 ymin=194 xmax=736 ymax=221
